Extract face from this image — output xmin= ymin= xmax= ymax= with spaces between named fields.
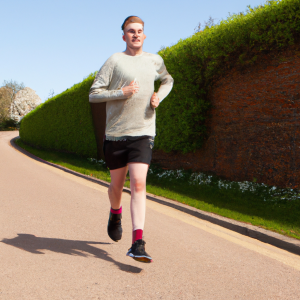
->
xmin=122 ymin=23 xmax=146 ymax=50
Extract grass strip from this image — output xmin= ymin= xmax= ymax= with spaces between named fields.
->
xmin=15 ymin=138 xmax=300 ymax=240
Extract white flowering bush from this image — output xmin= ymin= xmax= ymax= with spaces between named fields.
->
xmin=87 ymin=158 xmax=300 ymax=203
xmin=87 ymin=158 xmax=106 ymax=166
xmin=155 ymin=169 xmax=185 ymax=179
xmin=147 ymin=165 xmax=300 ymax=203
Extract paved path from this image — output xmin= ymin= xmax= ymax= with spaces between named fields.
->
xmin=1 ymin=131 xmax=300 ymax=299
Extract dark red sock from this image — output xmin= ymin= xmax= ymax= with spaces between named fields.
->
xmin=132 ymin=229 xmax=143 ymax=244
xmin=110 ymin=206 xmax=122 ymax=214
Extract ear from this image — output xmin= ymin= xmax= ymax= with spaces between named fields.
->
xmin=143 ymin=34 xmax=147 ymax=39
xmin=122 ymin=34 xmax=126 ymax=42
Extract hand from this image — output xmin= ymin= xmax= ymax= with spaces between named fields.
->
xmin=150 ymin=92 xmax=159 ymax=109
xmin=122 ymin=81 xmax=139 ymax=98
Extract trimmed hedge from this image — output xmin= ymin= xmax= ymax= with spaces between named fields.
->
xmin=20 ymin=74 xmax=97 ymax=157
xmin=155 ymin=0 xmax=300 ymax=153
xmin=20 ymin=0 xmax=300 ymax=156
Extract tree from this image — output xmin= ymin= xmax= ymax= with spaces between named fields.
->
xmin=1 ymin=80 xmax=25 ymax=119
xmin=2 ymin=80 xmax=24 ymax=94
xmin=0 ymin=87 xmax=12 ymax=122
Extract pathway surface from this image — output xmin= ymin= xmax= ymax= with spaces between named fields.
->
xmin=1 ymin=131 xmax=300 ymax=299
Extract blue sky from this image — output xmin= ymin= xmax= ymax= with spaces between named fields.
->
xmin=1 ymin=0 xmax=264 ymax=102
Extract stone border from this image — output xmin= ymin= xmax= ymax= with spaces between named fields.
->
xmin=10 ymin=136 xmax=300 ymax=256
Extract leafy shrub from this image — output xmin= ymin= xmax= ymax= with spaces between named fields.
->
xmin=20 ymin=0 xmax=300 ymax=156
xmin=0 ymin=118 xmax=19 ymax=131
xmin=155 ymin=0 xmax=300 ymax=153
xmin=19 ymin=74 xmax=97 ymax=157
xmin=4 ymin=118 xmax=19 ymax=128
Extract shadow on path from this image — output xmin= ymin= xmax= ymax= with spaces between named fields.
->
xmin=10 ymin=137 xmax=300 ymax=257
xmin=1 ymin=234 xmax=142 ymax=274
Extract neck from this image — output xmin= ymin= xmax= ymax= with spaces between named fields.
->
xmin=124 ymin=46 xmax=143 ymax=56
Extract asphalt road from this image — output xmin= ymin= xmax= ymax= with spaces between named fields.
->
xmin=1 ymin=131 xmax=300 ymax=300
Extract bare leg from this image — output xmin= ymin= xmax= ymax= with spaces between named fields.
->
xmin=108 ymin=166 xmax=128 ymax=209
xmin=128 ymin=163 xmax=149 ymax=231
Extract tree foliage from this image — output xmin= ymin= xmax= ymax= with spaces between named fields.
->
xmin=0 ymin=87 xmax=12 ymax=122
xmin=0 ymin=80 xmax=25 ymax=121
xmin=2 ymin=80 xmax=25 ymax=101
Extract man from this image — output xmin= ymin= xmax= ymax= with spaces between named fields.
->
xmin=89 ymin=16 xmax=173 ymax=263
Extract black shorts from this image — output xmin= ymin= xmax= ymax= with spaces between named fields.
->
xmin=103 ymin=136 xmax=154 ymax=170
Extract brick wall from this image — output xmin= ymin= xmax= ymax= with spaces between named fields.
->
xmin=153 ymin=49 xmax=300 ymax=188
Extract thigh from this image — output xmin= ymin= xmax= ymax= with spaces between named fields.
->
xmin=110 ymin=166 xmax=128 ymax=188
xmin=128 ymin=163 xmax=149 ymax=186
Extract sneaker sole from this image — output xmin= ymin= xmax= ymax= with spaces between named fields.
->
xmin=133 ymin=256 xmax=153 ymax=263
xmin=126 ymin=252 xmax=153 ymax=263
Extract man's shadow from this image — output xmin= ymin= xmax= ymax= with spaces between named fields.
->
xmin=1 ymin=234 xmax=142 ymax=274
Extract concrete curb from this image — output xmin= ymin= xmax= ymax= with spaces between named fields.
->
xmin=11 ymin=136 xmax=300 ymax=256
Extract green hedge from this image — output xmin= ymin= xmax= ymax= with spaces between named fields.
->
xmin=155 ymin=0 xmax=300 ymax=153
xmin=20 ymin=74 xmax=97 ymax=157
xmin=20 ymin=0 xmax=300 ymax=156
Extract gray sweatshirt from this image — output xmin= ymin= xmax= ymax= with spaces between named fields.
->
xmin=89 ymin=52 xmax=173 ymax=140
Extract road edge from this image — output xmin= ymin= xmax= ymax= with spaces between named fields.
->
xmin=10 ymin=136 xmax=300 ymax=256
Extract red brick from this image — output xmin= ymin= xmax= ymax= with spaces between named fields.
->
xmin=153 ymin=50 xmax=300 ymax=188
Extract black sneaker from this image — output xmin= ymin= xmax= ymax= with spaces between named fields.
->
xmin=126 ymin=239 xmax=153 ymax=263
xmin=107 ymin=212 xmax=122 ymax=242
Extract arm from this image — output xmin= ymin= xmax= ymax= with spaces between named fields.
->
xmin=150 ymin=58 xmax=174 ymax=109
xmin=156 ymin=59 xmax=174 ymax=103
xmin=89 ymin=58 xmax=127 ymax=103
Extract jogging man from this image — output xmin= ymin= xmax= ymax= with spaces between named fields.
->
xmin=89 ymin=16 xmax=173 ymax=263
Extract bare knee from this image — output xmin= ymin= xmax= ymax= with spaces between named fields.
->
xmin=109 ymin=183 xmax=123 ymax=197
xmin=131 ymin=178 xmax=146 ymax=193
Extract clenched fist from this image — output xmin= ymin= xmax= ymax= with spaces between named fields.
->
xmin=122 ymin=80 xmax=139 ymax=98
xmin=150 ymin=92 xmax=159 ymax=109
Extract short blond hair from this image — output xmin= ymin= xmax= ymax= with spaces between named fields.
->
xmin=121 ymin=16 xmax=144 ymax=31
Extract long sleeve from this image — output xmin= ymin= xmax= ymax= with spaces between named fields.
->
xmin=89 ymin=52 xmax=173 ymax=139
xmin=156 ymin=59 xmax=174 ymax=103
xmin=89 ymin=58 xmax=127 ymax=103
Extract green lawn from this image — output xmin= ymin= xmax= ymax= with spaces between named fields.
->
xmin=15 ymin=138 xmax=300 ymax=240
